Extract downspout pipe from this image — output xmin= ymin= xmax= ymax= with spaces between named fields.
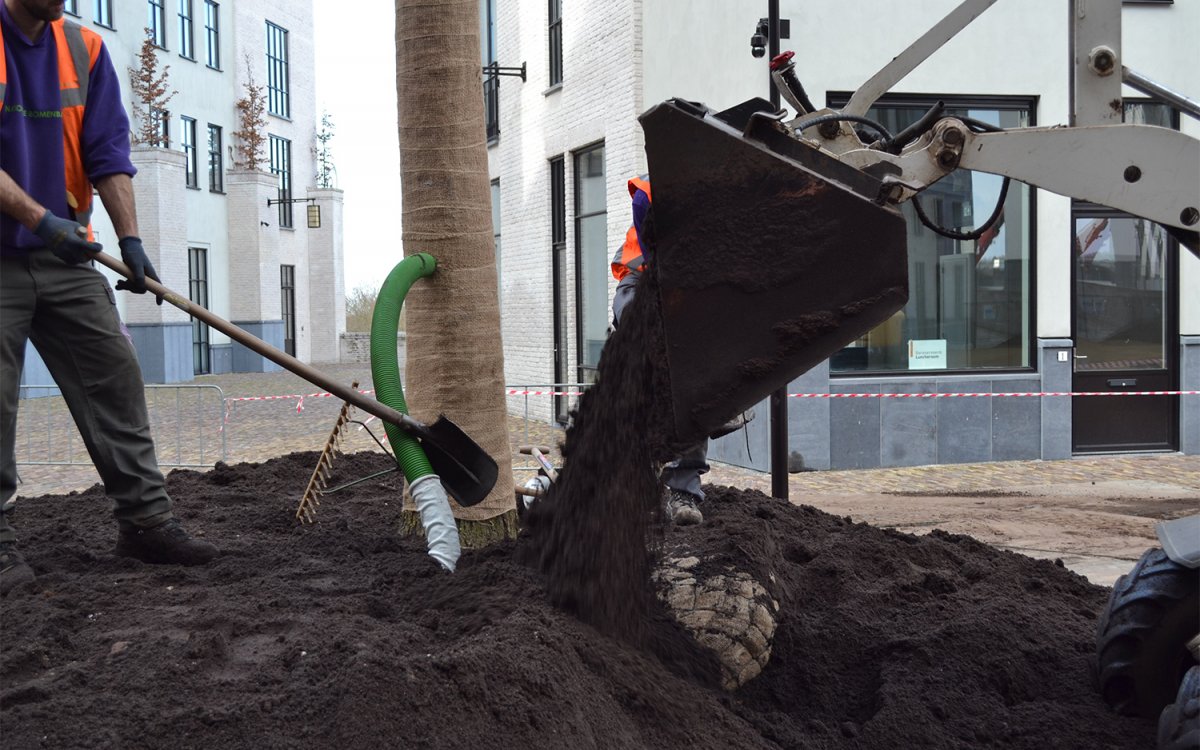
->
xmin=370 ymin=253 xmax=461 ymax=572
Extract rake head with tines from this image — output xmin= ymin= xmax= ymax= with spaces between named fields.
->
xmin=296 ymin=382 xmax=359 ymax=524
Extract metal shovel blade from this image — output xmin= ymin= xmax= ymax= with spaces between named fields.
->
xmin=415 ymin=416 xmax=499 ymax=507
xmin=640 ymin=98 xmax=910 ymax=445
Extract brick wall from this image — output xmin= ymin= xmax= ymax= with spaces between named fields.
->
xmin=492 ymin=0 xmax=645 ymax=422
xmin=307 ymin=188 xmax=346 ymax=363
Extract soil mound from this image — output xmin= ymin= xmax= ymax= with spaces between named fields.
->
xmin=1 ymin=451 xmax=1152 ymax=749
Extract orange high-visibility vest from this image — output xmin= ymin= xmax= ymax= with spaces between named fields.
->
xmin=0 ymin=18 xmax=104 ymax=235
xmin=611 ymin=176 xmax=652 ymax=281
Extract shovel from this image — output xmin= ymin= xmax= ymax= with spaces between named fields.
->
xmin=91 ymin=251 xmax=498 ymax=507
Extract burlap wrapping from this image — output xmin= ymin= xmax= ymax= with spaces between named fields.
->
xmin=396 ymin=0 xmax=514 ymax=521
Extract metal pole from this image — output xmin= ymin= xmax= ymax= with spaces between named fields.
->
xmin=767 ymin=0 xmax=789 ymax=501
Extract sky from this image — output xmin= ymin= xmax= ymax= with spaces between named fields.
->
xmin=313 ymin=0 xmax=403 ymax=295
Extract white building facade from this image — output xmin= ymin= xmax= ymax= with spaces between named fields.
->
xmin=486 ymin=0 xmax=1199 ymax=470
xmin=22 ymin=0 xmax=344 ymax=385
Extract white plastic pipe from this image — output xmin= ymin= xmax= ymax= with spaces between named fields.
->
xmin=410 ymin=474 xmax=461 ymax=572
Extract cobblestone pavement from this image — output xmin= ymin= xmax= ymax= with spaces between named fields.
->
xmin=13 ymin=364 xmax=1199 ymax=585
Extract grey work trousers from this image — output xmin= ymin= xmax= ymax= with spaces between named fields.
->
xmin=0 ymin=251 xmax=174 ymax=544
xmin=612 ymin=273 xmax=709 ymax=500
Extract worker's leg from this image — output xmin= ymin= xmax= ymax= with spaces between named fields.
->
xmin=611 ymin=273 xmax=639 ymax=329
xmin=661 ymin=439 xmax=710 ymax=501
xmin=26 ymin=253 xmax=173 ymax=529
xmin=0 ymin=256 xmax=37 ymax=545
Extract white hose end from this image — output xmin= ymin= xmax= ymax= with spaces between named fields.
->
xmin=409 ymin=474 xmax=461 ymax=572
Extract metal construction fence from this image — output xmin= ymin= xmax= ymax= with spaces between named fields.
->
xmin=15 ymin=380 xmax=1195 ymax=473
xmin=16 ymin=384 xmax=227 ymax=469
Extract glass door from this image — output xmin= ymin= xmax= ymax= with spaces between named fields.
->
xmin=1072 ymin=213 xmax=1178 ymax=452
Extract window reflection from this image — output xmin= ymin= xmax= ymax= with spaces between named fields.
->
xmin=831 ymin=100 xmax=1033 ymax=374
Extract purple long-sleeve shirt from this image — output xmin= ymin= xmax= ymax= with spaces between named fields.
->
xmin=0 ymin=5 xmax=135 ymax=256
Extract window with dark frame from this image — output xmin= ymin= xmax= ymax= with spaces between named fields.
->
xmin=266 ymin=22 xmax=290 ymax=118
xmin=154 ymin=108 xmax=170 ymax=148
xmin=548 ymin=0 xmax=562 ymax=86
xmin=1072 ymin=100 xmax=1180 ymax=372
xmin=188 ymin=247 xmax=211 ymax=375
xmin=825 ymin=93 xmax=1036 ymax=375
xmin=550 ymin=156 xmax=568 ymax=422
xmin=269 ymin=135 xmax=293 ymax=228
xmin=207 ymin=124 xmax=223 ymax=192
xmin=94 ymin=0 xmax=112 ymax=27
xmin=182 ymin=116 xmax=198 ymax=188
xmin=481 ymin=0 xmax=498 ymax=141
xmin=149 ymin=0 xmax=167 ymax=47
xmin=280 ymin=265 xmax=297 ymax=357
xmin=178 ymin=0 xmax=194 ymax=60
xmin=573 ymin=144 xmax=606 ymax=383
xmin=64 ymin=0 xmax=79 ymax=17
xmin=204 ymin=0 xmax=220 ymax=69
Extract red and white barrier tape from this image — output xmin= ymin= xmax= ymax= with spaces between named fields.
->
xmin=217 ymin=386 xmax=1198 ymax=428
xmin=222 ymin=388 xmax=377 ymax=424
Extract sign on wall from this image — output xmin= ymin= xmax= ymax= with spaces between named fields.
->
xmin=908 ymin=339 xmax=947 ymax=370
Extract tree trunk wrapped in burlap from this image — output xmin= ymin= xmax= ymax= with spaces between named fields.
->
xmin=395 ymin=0 xmax=516 ymax=539
xmin=654 ymin=554 xmax=779 ymax=691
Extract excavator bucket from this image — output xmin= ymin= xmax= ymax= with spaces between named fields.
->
xmin=640 ymin=98 xmax=910 ymax=445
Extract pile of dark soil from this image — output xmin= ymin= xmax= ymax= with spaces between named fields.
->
xmin=0 ymin=450 xmax=1152 ymax=749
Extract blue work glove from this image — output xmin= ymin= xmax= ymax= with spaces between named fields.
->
xmin=115 ymin=236 xmax=164 ymax=305
xmin=33 ymin=210 xmax=101 ymax=264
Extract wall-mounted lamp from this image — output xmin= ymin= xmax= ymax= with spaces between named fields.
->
xmin=266 ymin=196 xmax=322 ymax=228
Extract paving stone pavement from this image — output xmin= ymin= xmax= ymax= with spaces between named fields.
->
xmin=12 ymin=364 xmax=1199 ymax=586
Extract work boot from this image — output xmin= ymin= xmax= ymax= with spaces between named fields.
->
xmin=0 ymin=541 xmax=36 ymax=595
xmin=115 ymin=518 xmax=218 ymax=566
xmin=710 ymin=408 xmax=756 ymax=439
xmin=665 ymin=490 xmax=704 ymax=526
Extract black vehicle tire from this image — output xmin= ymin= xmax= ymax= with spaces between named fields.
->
xmin=1157 ymin=665 xmax=1200 ymax=750
xmin=1096 ymin=547 xmax=1200 ymax=718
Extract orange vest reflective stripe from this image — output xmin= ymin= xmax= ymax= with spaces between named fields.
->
xmin=611 ymin=177 xmax=652 ymax=281
xmin=0 ymin=19 xmax=102 ymax=235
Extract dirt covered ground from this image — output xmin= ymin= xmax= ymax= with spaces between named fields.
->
xmin=0 ymin=450 xmax=1154 ymax=749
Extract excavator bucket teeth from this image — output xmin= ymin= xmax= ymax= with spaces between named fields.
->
xmin=640 ymin=98 xmax=910 ymax=445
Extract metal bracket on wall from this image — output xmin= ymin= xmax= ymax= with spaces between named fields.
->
xmin=483 ymin=62 xmax=527 ymax=82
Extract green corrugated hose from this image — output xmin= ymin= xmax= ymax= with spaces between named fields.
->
xmin=370 ymin=253 xmax=437 ymax=482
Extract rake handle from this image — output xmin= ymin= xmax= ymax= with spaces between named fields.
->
xmin=91 ymin=251 xmax=416 ymax=430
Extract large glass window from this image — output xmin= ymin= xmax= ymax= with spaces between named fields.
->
xmin=266 ymin=22 xmax=290 ymax=118
xmin=574 ymin=144 xmax=606 ymax=381
xmin=64 ymin=0 xmax=79 ymax=17
xmin=204 ymin=0 xmax=220 ymax=69
xmin=178 ymin=0 xmax=194 ymax=60
xmin=94 ymin=0 xmax=112 ymax=28
xmin=481 ymin=0 xmax=498 ymax=141
xmin=548 ymin=0 xmax=562 ymax=86
xmin=207 ymin=124 xmax=223 ymax=192
xmin=827 ymin=95 xmax=1035 ymax=374
xmin=181 ymin=116 xmax=198 ymax=188
xmin=1072 ymin=100 xmax=1179 ymax=373
xmin=149 ymin=0 xmax=167 ymax=47
xmin=188 ymin=247 xmax=210 ymax=375
xmin=269 ymin=135 xmax=293 ymax=228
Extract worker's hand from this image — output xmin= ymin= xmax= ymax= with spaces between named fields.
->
xmin=33 ymin=210 xmax=101 ymax=264
xmin=114 ymin=237 xmax=163 ymax=305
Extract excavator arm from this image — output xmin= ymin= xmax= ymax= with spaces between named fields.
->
xmin=640 ymin=0 xmax=1199 ymax=445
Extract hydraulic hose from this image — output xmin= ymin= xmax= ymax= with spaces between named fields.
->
xmin=370 ymin=252 xmax=460 ymax=571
